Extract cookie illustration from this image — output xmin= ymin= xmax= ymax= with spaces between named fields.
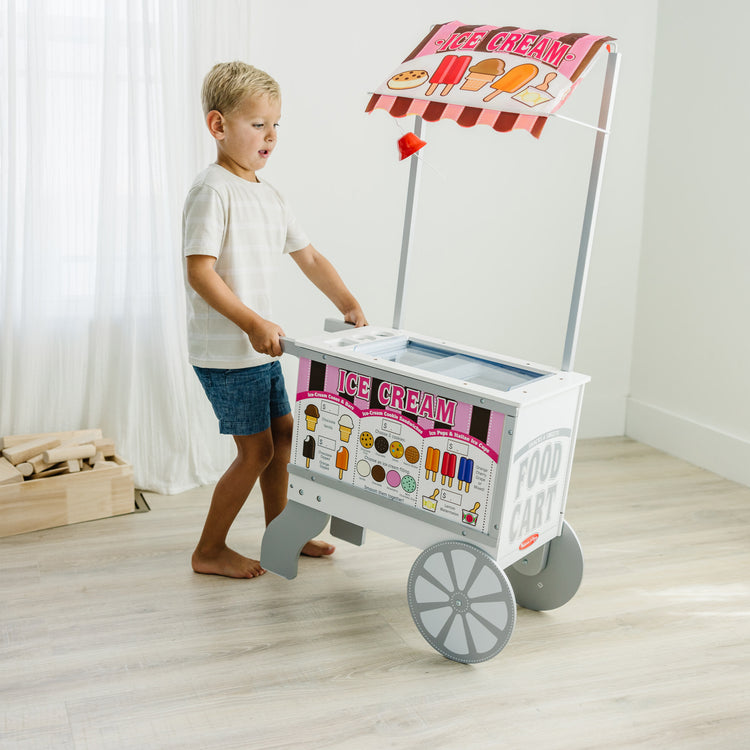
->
xmin=387 ymin=70 xmax=428 ymax=90
xmin=404 ymin=446 xmax=420 ymax=464
xmin=389 ymin=441 xmax=404 ymax=459
xmin=374 ymin=436 xmax=389 ymax=454
xmin=360 ymin=431 xmax=374 ymax=449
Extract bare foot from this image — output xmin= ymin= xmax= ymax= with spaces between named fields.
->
xmin=192 ymin=544 xmax=266 ymax=579
xmin=301 ymin=539 xmax=336 ymax=557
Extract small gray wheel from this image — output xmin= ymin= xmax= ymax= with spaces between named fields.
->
xmin=505 ymin=520 xmax=583 ymax=611
xmin=407 ymin=540 xmax=516 ymax=663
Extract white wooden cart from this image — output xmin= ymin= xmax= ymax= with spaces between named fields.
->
xmin=262 ymin=22 xmax=620 ymax=663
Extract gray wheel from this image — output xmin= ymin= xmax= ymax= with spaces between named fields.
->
xmin=407 ymin=540 xmax=516 ymax=663
xmin=505 ymin=520 xmax=584 ymax=611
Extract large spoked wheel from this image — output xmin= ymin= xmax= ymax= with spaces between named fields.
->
xmin=505 ymin=520 xmax=584 ymax=611
xmin=407 ymin=540 xmax=516 ymax=663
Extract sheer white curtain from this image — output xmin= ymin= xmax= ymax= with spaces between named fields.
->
xmin=0 ymin=0 xmax=252 ymax=492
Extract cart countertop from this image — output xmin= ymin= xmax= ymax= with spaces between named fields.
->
xmin=283 ymin=326 xmax=589 ymax=410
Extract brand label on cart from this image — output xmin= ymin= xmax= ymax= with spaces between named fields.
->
xmin=292 ymin=358 xmax=505 ymax=535
xmin=507 ymin=429 xmax=571 ymax=547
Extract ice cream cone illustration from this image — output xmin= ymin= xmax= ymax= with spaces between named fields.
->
xmin=304 ymin=404 xmax=319 ymax=431
xmin=338 ymin=414 xmax=354 ymax=442
xmin=460 ymin=58 xmax=505 ymax=91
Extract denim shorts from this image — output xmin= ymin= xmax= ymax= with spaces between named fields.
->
xmin=193 ymin=360 xmax=291 ymax=436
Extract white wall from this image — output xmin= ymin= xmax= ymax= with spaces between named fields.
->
xmin=628 ymin=1 xmax=750 ymax=486
xmin=226 ymin=0 xmax=657 ymax=437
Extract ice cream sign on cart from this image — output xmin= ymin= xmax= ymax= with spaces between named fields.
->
xmin=367 ymin=21 xmax=615 ymax=136
xmin=293 ymin=356 xmax=507 ymax=535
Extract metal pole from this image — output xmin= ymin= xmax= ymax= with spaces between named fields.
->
xmin=561 ymin=51 xmax=621 ymax=372
xmin=392 ymin=116 xmax=424 ymax=330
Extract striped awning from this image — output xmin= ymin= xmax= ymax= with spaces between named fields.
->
xmin=366 ymin=21 xmax=616 ymax=138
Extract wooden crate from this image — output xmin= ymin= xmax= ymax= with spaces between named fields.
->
xmin=0 ymin=430 xmax=135 ymax=538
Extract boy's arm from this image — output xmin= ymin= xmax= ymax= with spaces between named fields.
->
xmin=290 ymin=244 xmax=368 ymax=327
xmin=186 ymin=254 xmax=285 ymax=357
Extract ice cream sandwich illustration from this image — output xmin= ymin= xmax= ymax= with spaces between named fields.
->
xmin=387 ymin=69 xmax=429 ymax=90
xmin=302 ymin=436 xmax=316 ymax=468
xmin=338 ymin=414 xmax=354 ymax=442
xmin=460 ymin=58 xmax=505 ymax=91
xmin=304 ymin=404 xmax=319 ymax=431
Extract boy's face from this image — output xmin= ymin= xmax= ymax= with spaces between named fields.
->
xmin=210 ymin=93 xmax=281 ymax=182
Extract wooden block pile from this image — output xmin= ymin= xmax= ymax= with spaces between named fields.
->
xmin=0 ymin=429 xmax=120 ymax=486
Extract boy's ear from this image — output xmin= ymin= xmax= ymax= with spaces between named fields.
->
xmin=206 ymin=110 xmax=225 ymax=140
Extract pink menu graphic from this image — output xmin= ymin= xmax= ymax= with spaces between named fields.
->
xmin=292 ymin=358 xmax=505 ymax=534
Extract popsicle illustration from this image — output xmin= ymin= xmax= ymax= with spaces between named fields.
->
xmin=335 ymin=446 xmax=349 ymax=479
xmin=425 ymin=54 xmax=472 ymax=97
xmin=338 ymin=414 xmax=354 ymax=442
xmin=302 ymin=436 xmax=316 ymax=468
xmin=483 ymin=63 xmax=540 ymax=102
xmin=441 ymin=452 xmax=457 ymax=487
xmin=458 ymin=457 xmax=474 ymax=491
xmin=304 ymin=404 xmax=319 ymax=431
xmin=512 ymin=72 xmax=558 ymax=107
xmin=425 ymin=446 xmax=440 ymax=480
xmin=460 ymin=58 xmax=505 ymax=91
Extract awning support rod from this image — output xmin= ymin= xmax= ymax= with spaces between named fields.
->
xmin=392 ymin=116 xmax=424 ymax=330
xmin=561 ymin=51 xmax=621 ymax=372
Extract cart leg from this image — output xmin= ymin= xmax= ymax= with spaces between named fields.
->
xmin=260 ymin=500 xmax=330 ymax=579
xmin=505 ymin=520 xmax=584 ymax=611
xmin=329 ymin=516 xmax=366 ymax=546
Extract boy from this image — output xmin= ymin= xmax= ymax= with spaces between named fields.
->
xmin=183 ymin=61 xmax=367 ymax=579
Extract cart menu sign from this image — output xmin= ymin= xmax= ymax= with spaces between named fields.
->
xmin=367 ymin=20 xmax=615 ymax=137
xmin=293 ymin=357 xmax=505 ymax=535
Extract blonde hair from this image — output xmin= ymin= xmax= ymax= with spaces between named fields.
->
xmin=201 ymin=61 xmax=280 ymax=115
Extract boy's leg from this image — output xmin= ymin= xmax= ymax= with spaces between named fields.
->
xmin=260 ymin=412 xmax=335 ymax=557
xmin=192 ymin=431 xmax=274 ymax=578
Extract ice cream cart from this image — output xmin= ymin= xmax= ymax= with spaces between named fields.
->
xmin=261 ymin=21 xmax=620 ymax=663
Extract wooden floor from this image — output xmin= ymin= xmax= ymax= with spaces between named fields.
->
xmin=1 ymin=437 xmax=749 ymax=749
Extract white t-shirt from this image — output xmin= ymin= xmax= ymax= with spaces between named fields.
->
xmin=182 ymin=163 xmax=310 ymax=368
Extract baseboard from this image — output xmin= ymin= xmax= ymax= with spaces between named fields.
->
xmin=578 ymin=394 xmax=627 ymax=438
xmin=626 ymin=398 xmax=750 ymax=487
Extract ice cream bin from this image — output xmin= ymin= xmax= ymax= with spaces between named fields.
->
xmin=261 ymin=326 xmax=587 ymax=662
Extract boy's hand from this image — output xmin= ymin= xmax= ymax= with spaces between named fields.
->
xmin=247 ymin=317 xmax=285 ymax=357
xmin=343 ymin=305 xmax=368 ymax=328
